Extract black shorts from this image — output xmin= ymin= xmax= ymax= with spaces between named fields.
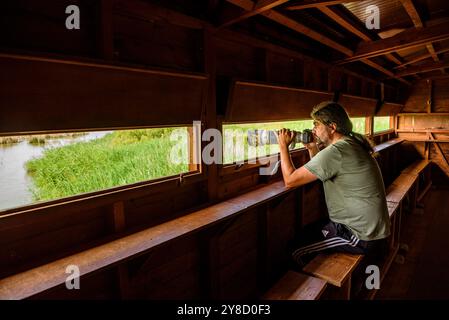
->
xmin=291 ymin=219 xmax=388 ymax=267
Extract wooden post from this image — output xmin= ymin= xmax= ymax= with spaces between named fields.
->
xmin=204 ymin=27 xmax=219 ymax=201
xmin=426 ymin=79 xmax=433 ymax=114
xmin=98 ymin=0 xmax=114 ymax=60
xmin=111 ymin=201 xmax=131 ymax=299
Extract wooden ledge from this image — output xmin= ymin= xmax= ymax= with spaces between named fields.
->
xmin=303 ymin=253 xmax=363 ymax=287
xmin=263 ymin=271 xmax=327 ymax=300
xmin=373 ymin=138 xmax=404 ymax=153
xmin=402 ymin=160 xmax=431 ymax=175
xmin=387 ymin=201 xmax=400 ymax=219
xmin=0 ymin=180 xmax=294 ymax=300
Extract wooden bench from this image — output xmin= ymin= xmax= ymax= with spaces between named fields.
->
xmin=0 ymin=180 xmax=296 ymax=300
xmin=302 ymin=253 xmax=363 ymax=300
xmin=366 ymin=160 xmax=432 ymax=300
xmin=263 ymin=271 xmax=327 ymax=300
xmin=401 ymin=159 xmax=432 ymax=205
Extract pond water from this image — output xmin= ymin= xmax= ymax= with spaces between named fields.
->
xmin=0 ymin=131 xmax=111 ymax=212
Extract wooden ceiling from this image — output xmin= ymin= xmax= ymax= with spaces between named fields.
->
xmin=211 ymin=0 xmax=449 ymax=84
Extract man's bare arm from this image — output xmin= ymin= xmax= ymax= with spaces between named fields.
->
xmin=278 ymin=130 xmax=318 ymax=188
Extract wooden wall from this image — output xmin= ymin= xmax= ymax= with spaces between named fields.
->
xmin=398 ymin=79 xmax=449 ymax=184
xmin=0 ymin=0 xmax=411 ymax=299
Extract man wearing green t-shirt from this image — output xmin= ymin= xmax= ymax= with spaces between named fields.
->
xmin=277 ymin=101 xmax=390 ymax=269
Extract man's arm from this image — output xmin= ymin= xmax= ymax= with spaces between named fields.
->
xmin=278 ymin=129 xmax=318 ymax=188
xmin=305 ymin=142 xmax=320 ymax=159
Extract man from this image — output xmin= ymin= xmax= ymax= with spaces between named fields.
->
xmin=277 ymin=101 xmax=390 ymax=269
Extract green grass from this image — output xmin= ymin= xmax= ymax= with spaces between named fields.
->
xmin=374 ymin=116 xmax=391 ymax=133
xmin=223 ymin=120 xmax=314 ymax=164
xmin=223 ymin=118 xmax=366 ymax=164
xmin=26 ymin=129 xmax=189 ymax=201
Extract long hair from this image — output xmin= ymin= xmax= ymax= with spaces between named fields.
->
xmin=311 ymin=101 xmax=377 ymax=156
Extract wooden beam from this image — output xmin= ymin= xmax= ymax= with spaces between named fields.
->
xmin=317 ymin=6 xmax=370 ymax=41
xmin=204 ymin=27 xmax=219 ymax=202
xmin=399 ymin=0 xmax=423 ymax=28
xmin=429 ymin=132 xmax=449 ymax=173
xmin=286 ymin=0 xmax=362 ymax=10
xmin=221 ymin=0 xmax=290 ymax=28
xmin=338 ymin=22 xmax=449 ymax=64
xmin=426 ymin=79 xmax=432 ymax=114
xmin=317 ymin=6 xmax=404 ymax=67
xmin=395 ymin=58 xmax=449 ymax=77
xmin=226 ymin=0 xmax=353 ymax=56
xmin=115 ymin=0 xmax=205 ymax=29
xmin=227 ymin=0 xmax=412 ymax=84
xmin=399 ymin=0 xmax=440 ymax=67
xmin=394 ymin=47 xmax=449 ymax=69
xmin=362 ymin=59 xmax=412 ymax=85
xmin=317 ymin=5 xmax=409 ymax=80
xmin=426 ymin=44 xmax=440 ymax=62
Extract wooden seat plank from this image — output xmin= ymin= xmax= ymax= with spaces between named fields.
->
xmin=302 ymin=253 xmax=363 ymax=287
xmin=263 ymin=271 xmax=327 ymax=300
xmin=402 ymin=160 xmax=431 ymax=175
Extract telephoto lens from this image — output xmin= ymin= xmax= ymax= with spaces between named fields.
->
xmin=247 ymin=129 xmax=313 ymax=147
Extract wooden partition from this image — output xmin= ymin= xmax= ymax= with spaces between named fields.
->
xmin=225 ymin=80 xmax=333 ymax=122
xmin=0 ymin=54 xmax=208 ymax=135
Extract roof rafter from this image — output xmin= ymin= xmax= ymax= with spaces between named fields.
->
xmin=337 ymin=22 xmax=449 ymax=64
xmin=317 ymin=6 xmax=404 ymax=66
xmin=399 ymin=0 xmax=443 ymax=75
xmin=395 ymin=58 xmax=449 ymax=77
xmin=394 ymin=47 xmax=449 ymax=69
xmin=286 ymin=0 xmax=363 ymax=11
xmin=225 ymin=0 xmax=411 ymax=85
xmin=220 ymin=0 xmax=290 ymax=28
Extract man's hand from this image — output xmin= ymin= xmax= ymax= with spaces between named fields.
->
xmin=276 ymin=128 xmax=296 ymax=149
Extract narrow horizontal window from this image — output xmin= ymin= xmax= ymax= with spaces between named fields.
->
xmin=223 ymin=120 xmax=314 ymax=164
xmin=0 ymin=127 xmax=194 ymax=212
xmin=351 ymin=117 xmax=366 ymax=134
xmin=374 ymin=116 xmax=392 ymax=133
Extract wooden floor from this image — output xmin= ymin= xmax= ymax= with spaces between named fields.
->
xmin=376 ymin=187 xmax=449 ymax=299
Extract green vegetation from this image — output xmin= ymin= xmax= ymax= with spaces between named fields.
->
xmin=223 ymin=117 xmax=366 ymax=164
xmin=223 ymin=120 xmax=314 ymax=164
xmin=374 ymin=116 xmax=391 ymax=133
xmin=351 ymin=117 xmax=366 ymax=134
xmin=26 ymin=128 xmax=189 ymax=201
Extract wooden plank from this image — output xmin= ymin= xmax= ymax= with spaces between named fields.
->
xmin=373 ymin=138 xmax=404 ymax=153
xmin=361 ymin=59 xmax=411 ymax=86
xmin=0 ymin=180 xmax=297 ymax=299
xmin=402 ymin=160 xmax=431 ymax=175
xmin=286 ymin=0 xmax=363 ymax=10
xmin=394 ymin=48 xmax=449 ymax=70
xmin=429 ymin=132 xmax=449 ymax=172
xmin=0 ymin=54 xmax=207 ymax=134
xmin=399 ymin=0 xmax=423 ymax=28
xmin=399 ymin=0 xmax=440 ymax=65
xmin=221 ymin=0 xmax=289 ymax=27
xmin=396 ymin=59 xmax=449 ymax=77
xmin=204 ymin=27 xmax=219 ymax=202
xmin=387 ymin=201 xmax=400 ymax=219
xmin=114 ymin=0 xmax=205 ymax=29
xmin=303 ymin=253 xmax=363 ymax=287
xmin=227 ymin=0 xmax=353 ymax=57
xmin=338 ymin=22 xmax=449 ymax=64
xmin=225 ymin=80 xmax=334 ymax=122
xmin=317 ymin=6 xmax=370 ymax=41
xmin=263 ymin=271 xmax=327 ymax=300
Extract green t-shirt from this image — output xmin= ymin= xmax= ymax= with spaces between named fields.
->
xmin=304 ymin=136 xmax=390 ymax=241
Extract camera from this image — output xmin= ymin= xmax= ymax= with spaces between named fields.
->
xmin=247 ymin=129 xmax=314 ymax=148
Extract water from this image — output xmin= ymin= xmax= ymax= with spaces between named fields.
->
xmin=0 ymin=131 xmax=111 ymax=212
